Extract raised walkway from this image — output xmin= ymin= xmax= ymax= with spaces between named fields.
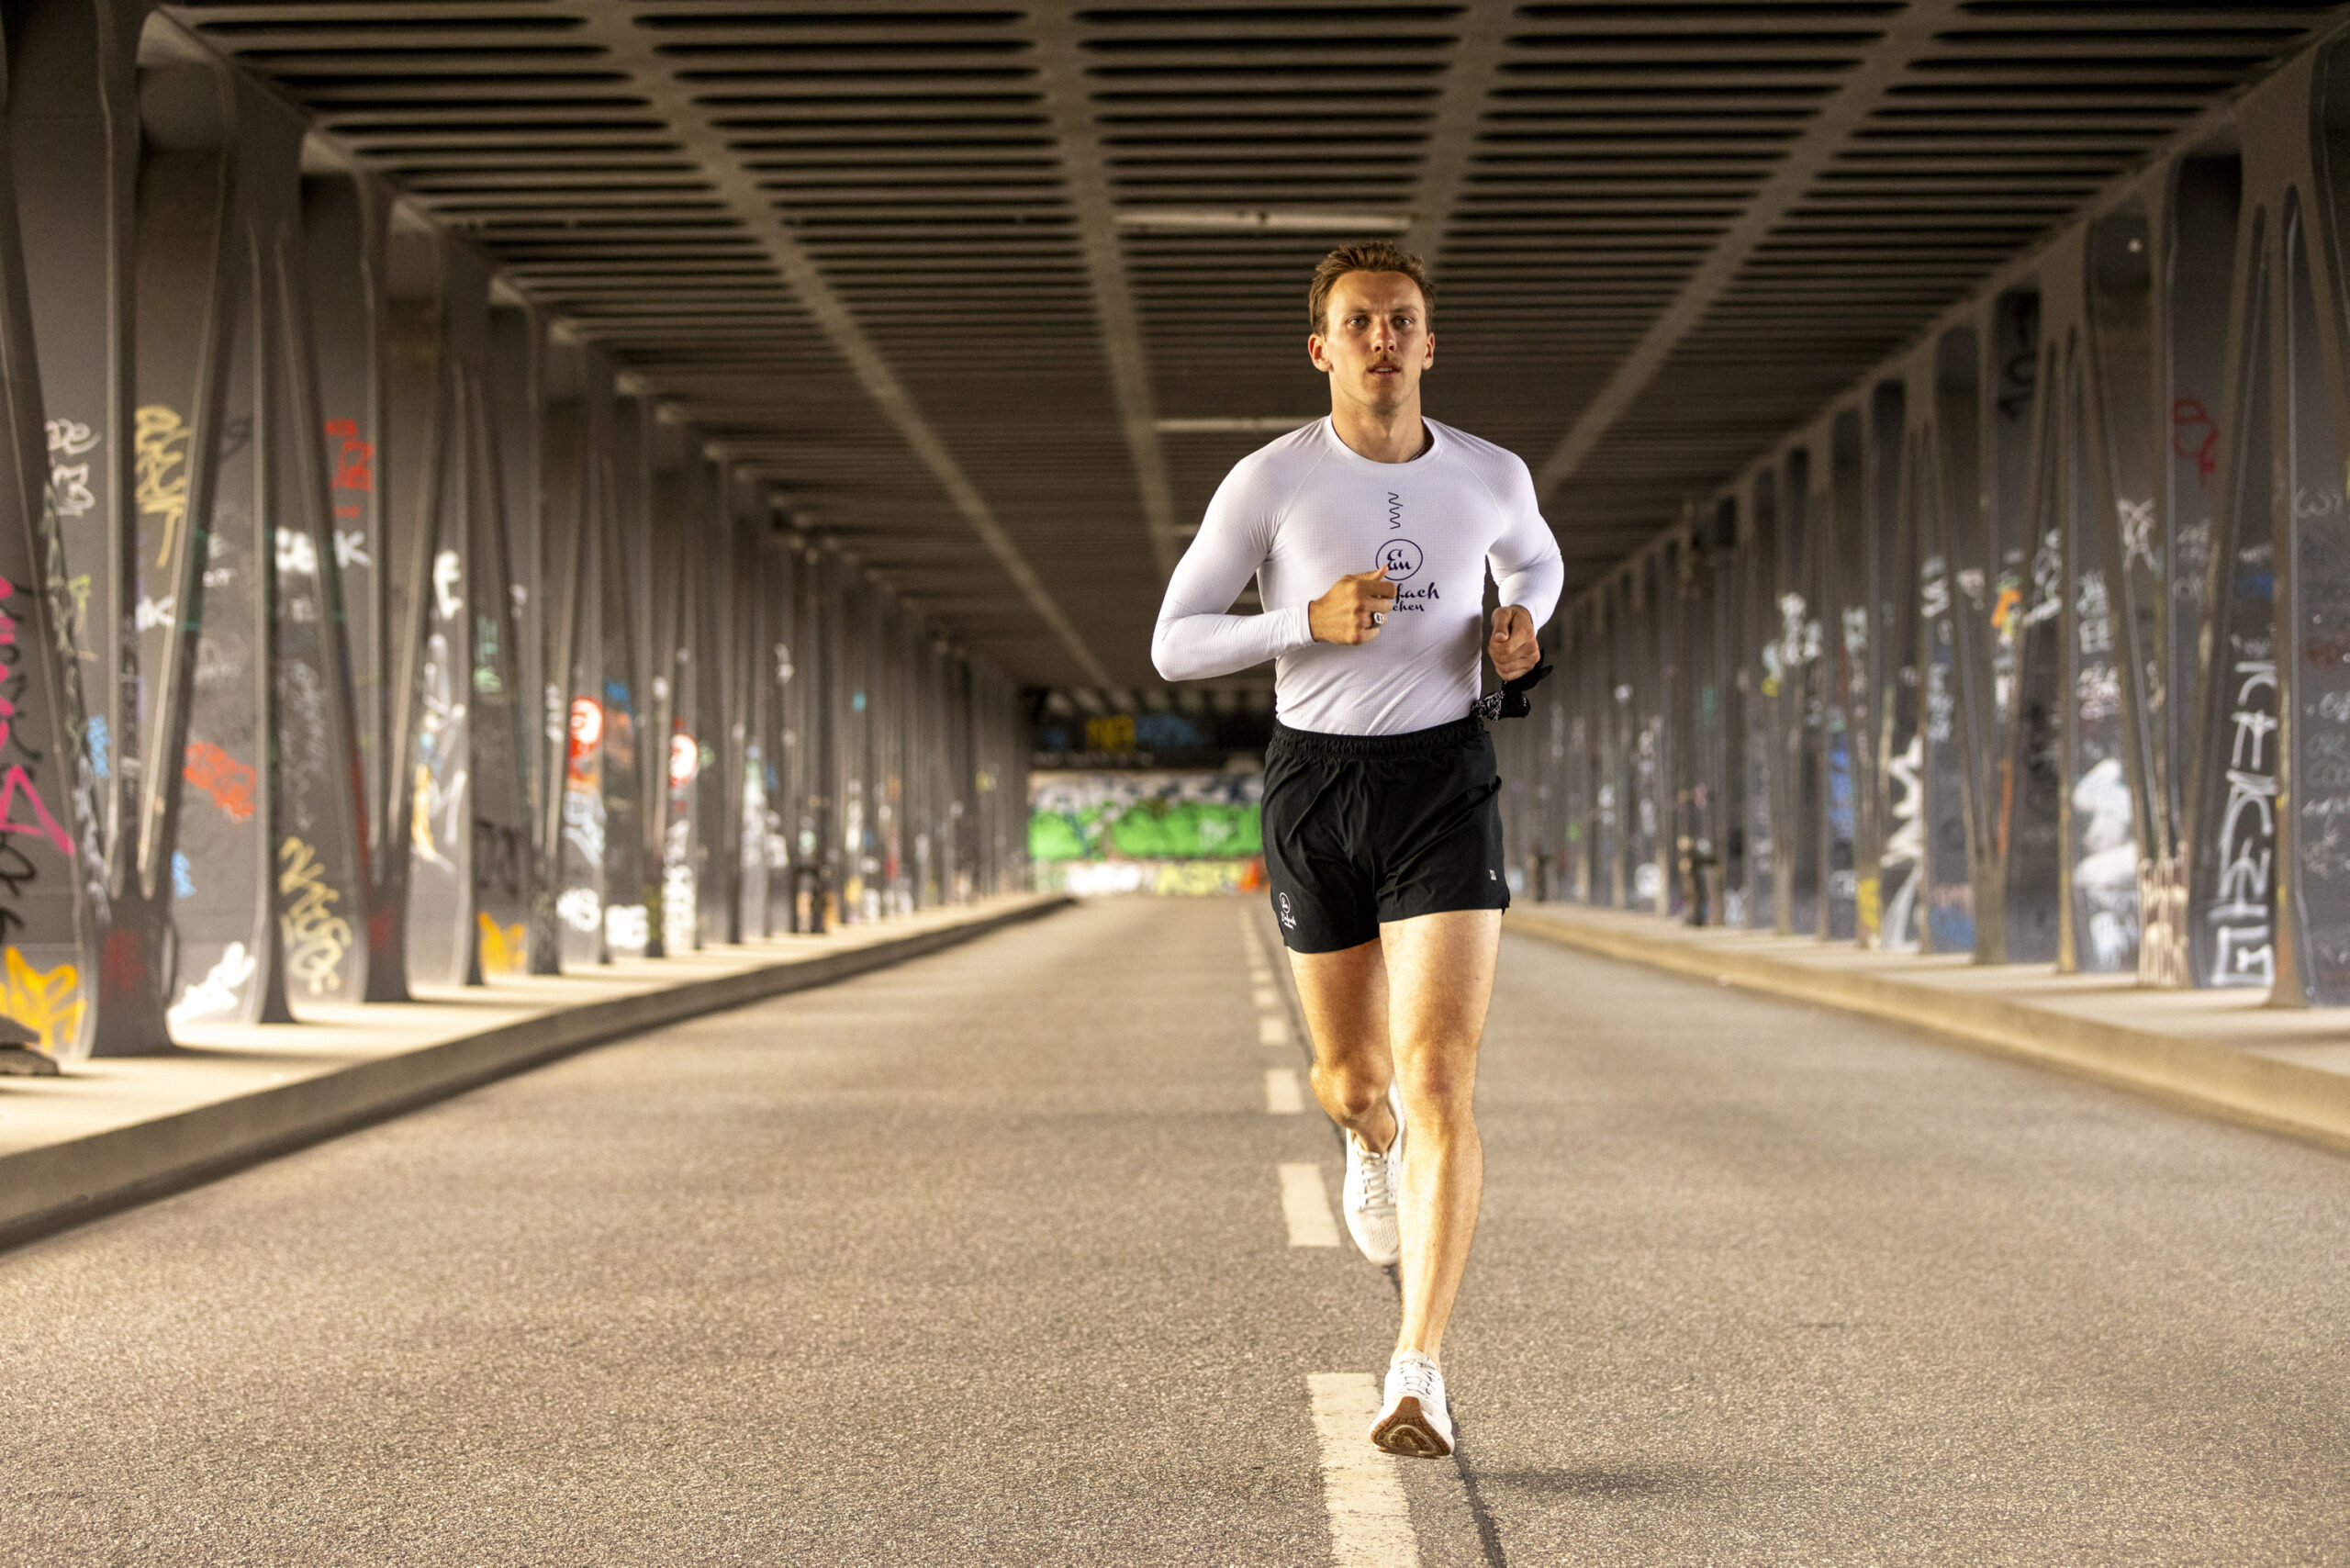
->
xmin=0 ymin=895 xmax=1066 ymax=1249
xmin=1507 ymin=903 xmax=2350 ymax=1159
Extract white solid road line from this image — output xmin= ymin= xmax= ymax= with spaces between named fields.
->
xmin=1279 ymin=1163 xmax=1340 ymax=1248
xmin=1307 ymin=1373 xmax=1424 ymax=1567
xmin=1259 ymin=1013 xmax=1292 ymax=1048
xmin=1265 ymin=1067 xmax=1304 ymax=1115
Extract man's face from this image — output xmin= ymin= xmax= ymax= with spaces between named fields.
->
xmin=1308 ymin=271 xmax=1433 ymax=414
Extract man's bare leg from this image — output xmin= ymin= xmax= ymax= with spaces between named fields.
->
xmin=1289 ymin=908 xmax=1498 ymax=1359
xmin=1290 ymin=937 xmax=1396 ymax=1155
xmin=1378 ymin=909 xmax=1498 ymax=1361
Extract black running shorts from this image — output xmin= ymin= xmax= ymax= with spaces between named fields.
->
xmin=1260 ymin=715 xmax=1509 ymax=953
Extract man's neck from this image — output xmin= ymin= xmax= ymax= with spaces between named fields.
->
xmin=1328 ymin=397 xmax=1430 ymax=465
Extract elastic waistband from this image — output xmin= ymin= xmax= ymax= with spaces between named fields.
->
xmin=1268 ymin=714 xmax=1487 ymax=758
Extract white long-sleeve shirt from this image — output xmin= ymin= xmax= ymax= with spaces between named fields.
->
xmin=1151 ymin=416 xmax=1565 ymax=735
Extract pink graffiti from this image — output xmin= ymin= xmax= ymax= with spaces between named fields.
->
xmin=0 ymin=765 xmax=73 ymax=857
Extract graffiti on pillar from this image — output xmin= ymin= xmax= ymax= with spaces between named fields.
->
xmin=0 ymin=553 xmax=87 ymax=1053
xmin=2210 ymin=657 xmax=2278 ymax=987
xmin=277 ymin=836 xmax=352 ymax=998
xmin=133 ymin=406 xmax=193 ymax=570
xmin=273 ymin=513 xmax=368 ymax=1009
xmin=559 ymin=695 xmax=606 ymax=963
xmin=1 ymin=946 xmax=84 ymax=1058
xmin=2282 ymin=426 xmax=2350 ymax=996
xmin=173 ymin=353 xmax=274 ymax=1029
xmin=184 ymin=741 xmax=257 ymax=823
xmin=1879 ymin=732 xmax=1923 ymax=950
xmin=46 ymin=419 xmax=98 ymax=520
xmin=664 ymin=726 xmax=699 ymax=953
xmin=167 ymin=942 xmax=258 ymax=1026
xmin=1919 ymin=553 xmax=1975 ymax=951
xmin=477 ymin=910 xmax=528 ymax=976
xmin=2070 ymin=567 xmax=2137 ymax=972
xmin=408 ymin=609 xmax=473 ymax=984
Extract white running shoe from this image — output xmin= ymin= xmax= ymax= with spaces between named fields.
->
xmin=1340 ymin=1084 xmax=1404 ymax=1266
xmin=1371 ymin=1350 xmax=1454 ymax=1459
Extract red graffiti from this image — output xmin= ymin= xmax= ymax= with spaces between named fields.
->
xmin=0 ymin=765 xmax=73 ymax=857
xmin=324 ymin=419 xmax=375 ymax=494
xmin=100 ymin=924 xmax=147 ymax=992
xmin=2172 ymin=397 xmax=2218 ymax=489
xmin=184 ymin=740 xmax=258 ymax=823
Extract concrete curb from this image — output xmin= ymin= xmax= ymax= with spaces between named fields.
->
xmin=0 ymin=896 xmax=1073 ymax=1250
xmin=1505 ymin=908 xmax=2350 ymax=1158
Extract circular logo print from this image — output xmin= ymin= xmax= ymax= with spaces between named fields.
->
xmin=1376 ymin=538 xmax=1424 ymax=580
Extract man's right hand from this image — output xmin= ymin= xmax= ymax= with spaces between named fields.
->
xmin=1309 ymin=566 xmax=1398 ymax=644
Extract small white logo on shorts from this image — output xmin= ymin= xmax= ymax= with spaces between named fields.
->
xmin=1278 ymin=891 xmax=1297 ymax=930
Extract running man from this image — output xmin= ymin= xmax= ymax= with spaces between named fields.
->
xmin=1151 ymin=241 xmax=1562 ymax=1457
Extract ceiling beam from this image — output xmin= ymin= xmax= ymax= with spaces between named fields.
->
xmin=1532 ymin=0 xmax=1966 ymax=499
xmin=1400 ymin=4 xmax=1509 ymax=268
xmin=1030 ymin=8 xmax=1183 ymax=582
xmin=558 ymin=1 xmax=1114 ymax=688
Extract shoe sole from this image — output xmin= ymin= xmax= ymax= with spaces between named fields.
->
xmin=1370 ymin=1397 xmax=1452 ymax=1459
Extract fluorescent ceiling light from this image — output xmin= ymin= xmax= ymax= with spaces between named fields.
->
xmin=1114 ymin=207 xmax=1411 ymax=234
xmin=1155 ymin=416 xmax=1325 ymax=434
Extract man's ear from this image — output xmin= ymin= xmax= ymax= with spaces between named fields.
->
xmin=1306 ymin=332 xmax=1329 ymax=371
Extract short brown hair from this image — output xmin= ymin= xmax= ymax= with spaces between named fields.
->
xmin=1307 ymin=241 xmax=1435 ymax=332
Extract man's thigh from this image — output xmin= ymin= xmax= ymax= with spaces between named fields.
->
xmin=1289 ymin=937 xmax=1388 ymax=1071
xmin=1378 ymin=910 xmax=1501 ymax=1064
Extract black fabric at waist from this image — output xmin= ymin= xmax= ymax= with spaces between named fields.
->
xmin=1268 ymin=714 xmax=1486 ymax=758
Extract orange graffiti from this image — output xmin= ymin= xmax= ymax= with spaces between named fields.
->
xmin=477 ymin=912 xmax=529 ymax=976
xmin=0 ymin=948 xmax=83 ymax=1057
xmin=184 ymin=741 xmax=258 ymax=823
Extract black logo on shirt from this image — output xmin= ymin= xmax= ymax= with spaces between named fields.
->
xmin=1377 ymin=539 xmax=1424 ymax=581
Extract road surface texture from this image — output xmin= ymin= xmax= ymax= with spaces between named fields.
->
xmin=0 ymin=898 xmax=2343 ymax=1564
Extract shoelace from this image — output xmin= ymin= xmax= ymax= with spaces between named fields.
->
xmin=1391 ymin=1354 xmax=1441 ymax=1405
xmin=1355 ymin=1133 xmax=1396 ymax=1211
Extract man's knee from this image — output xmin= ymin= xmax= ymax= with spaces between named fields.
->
xmin=1312 ymin=1058 xmax=1389 ymax=1123
xmin=1393 ymin=1051 xmax=1477 ymax=1124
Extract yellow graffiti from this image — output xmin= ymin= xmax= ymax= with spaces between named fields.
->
xmin=477 ymin=912 xmax=529 ymax=976
xmin=277 ymin=835 xmax=352 ymax=997
xmin=411 ymin=763 xmax=438 ymax=866
xmin=133 ymin=405 xmax=193 ymax=570
xmin=0 ymin=947 xmax=83 ymax=1056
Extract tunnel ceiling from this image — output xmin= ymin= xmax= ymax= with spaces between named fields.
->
xmin=172 ymin=0 xmax=2348 ymax=690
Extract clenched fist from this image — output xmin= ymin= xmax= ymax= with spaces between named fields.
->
xmin=1309 ymin=566 xmax=1398 ymax=645
xmin=1489 ymin=605 xmax=1539 ymax=680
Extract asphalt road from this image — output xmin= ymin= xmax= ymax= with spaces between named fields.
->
xmin=0 ymin=897 xmax=2344 ymax=1565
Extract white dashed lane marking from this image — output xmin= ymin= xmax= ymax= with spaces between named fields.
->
xmin=1279 ymin=1163 xmax=1340 ymax=1248
xmin=1265 ymin=1067 xmax=1304 ymax=1115
xmin=1253 ymin=984 xmax=1282 ymax=1011
xmin=1306 ymin=1373 xmax=1423 ymax=1567
xmin=1259 ymin=1013 xmax=1293 ymax=1048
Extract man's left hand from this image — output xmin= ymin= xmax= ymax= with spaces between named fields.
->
xmin=1489 ymin=605 xmax=1539 ymax=681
